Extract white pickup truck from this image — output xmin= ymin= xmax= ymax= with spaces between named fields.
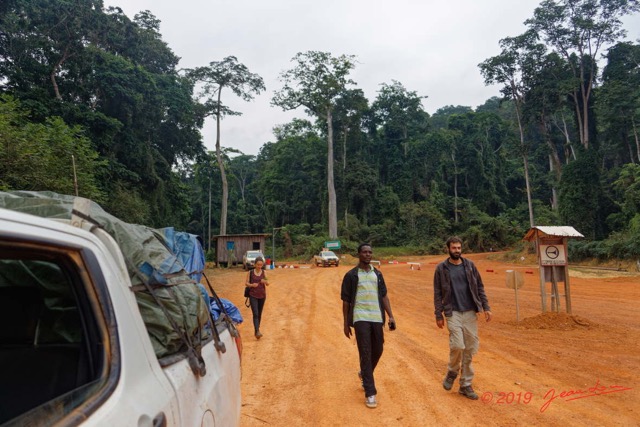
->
xmin=242 ymin=250 xmax=264 ymax=270
xmin=313 ymin=250 xmax=340 ymax=267
xmin=0 ymin=192 xmax=241 ymax=426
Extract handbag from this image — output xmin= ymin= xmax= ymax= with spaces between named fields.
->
xmin=244 ymin=269 xmax=253 ymax=299
xmin=243 ymin=286 xmax=250 ymax=307
xmin=244 ymin=269 xmax=251 ymax=306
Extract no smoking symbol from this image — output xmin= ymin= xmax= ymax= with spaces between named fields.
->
xmin=545 ymin=246 xmax=560 ymax=259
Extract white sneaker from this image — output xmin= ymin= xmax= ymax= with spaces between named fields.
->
xmin=365 ymin=395 xmax=377 ymax=408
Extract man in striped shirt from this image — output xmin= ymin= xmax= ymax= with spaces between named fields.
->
xmin=341 ymin=243 xmax=396 ymax=409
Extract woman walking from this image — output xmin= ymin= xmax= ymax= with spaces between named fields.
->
xmin=246 ymin=257 xmax=269 ymax=339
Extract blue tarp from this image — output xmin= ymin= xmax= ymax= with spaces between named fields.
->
xmin=158 ymin=228 xmax=243 ymax=325
xmin=210 ymin=298 xmax=243 ymax=324
xmin=158 ymin=227 xmax=206 ymax=283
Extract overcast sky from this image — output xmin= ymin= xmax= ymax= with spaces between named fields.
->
xmin=105 ymin=0 xmax=640 ymax=155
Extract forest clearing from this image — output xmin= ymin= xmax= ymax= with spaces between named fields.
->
xmin=207 ymin=253 xmax=639 ymax=426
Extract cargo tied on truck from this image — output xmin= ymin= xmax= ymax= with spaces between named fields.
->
xmin=0 ymin=191 xmax=242 ymax=427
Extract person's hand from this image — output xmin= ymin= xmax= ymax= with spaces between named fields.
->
xmin=343 ymin=323 xmax=352 ymax=339
xmin=436 ymin=318 xmax=445 ymax=329
xmin=388 ymin=317 xmax=396 ymax=331
xmin=484 ymin=311 xmax=493 ymax=322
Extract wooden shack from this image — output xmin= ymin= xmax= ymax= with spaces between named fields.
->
xmin=212 ymin=234 xmax=270 ymax=267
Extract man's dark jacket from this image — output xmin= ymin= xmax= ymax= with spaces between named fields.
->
xmin=341 ymin=266 xmax=387 ymax=327
xmin=433 ymin=257 xmax=490 ymax=320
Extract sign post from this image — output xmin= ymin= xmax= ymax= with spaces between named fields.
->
xmin=506 ymin=270 xmax=524 ymax=321
xmin=324 ymin=240 xmax=341 ymax=250
xmin=524 ymin=227 xmax=582 ymax=315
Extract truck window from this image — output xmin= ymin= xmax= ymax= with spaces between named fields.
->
xmin=0 ymin=245 xmax=115 ymax=426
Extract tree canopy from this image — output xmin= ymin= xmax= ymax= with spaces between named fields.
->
xmin=2 ymin=0 xmax=640 ymax=260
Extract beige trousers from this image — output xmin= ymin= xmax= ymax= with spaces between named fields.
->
xmin=446 ymin=310 xmax=479 ymax=387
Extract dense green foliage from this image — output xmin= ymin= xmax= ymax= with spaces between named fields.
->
xmin=2 ymin=0 xmax=640 ymax=260
xmin=1 ymin=0 xmax=203 ymax=227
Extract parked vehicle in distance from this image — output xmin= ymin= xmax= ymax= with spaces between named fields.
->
xmin=243 ymin=250 xmax=265 ymax=270
xmin=0 ymin=192 xmax=242 ymax=427
xmin=314 ymin=250 xmax=340 ymax=267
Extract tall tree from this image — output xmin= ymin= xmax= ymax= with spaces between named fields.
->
xmin=186 ymin=56 xmax=265 ymax=235
xmin=448 ymin=111 xmax=510 ymax=216
xmin=256 ymin=120 xmax=325 ymax=228
xmin=559 ymin=150 xmax=607 ymax=239
xmin=370 ymin=81 xmax=430 ymax=202
xmin=480 ymin=31 xmax=543 ymax=227
xmin=371 ymin=81 xmax=429 ymax=158
xmin=272 ymin=51 xmax=356 ymax=239
xmin=599 ymin=42 xmax=640 ymax=164
xmin=1 ymin=3 xmax=203 ymax=227
xmin=525 ymin=0 xmax=640 ymax=150
xmin=332 ymin=88 xmax=369 ymax=171
xmin=522 ymin=51 xmax=575 ymax=209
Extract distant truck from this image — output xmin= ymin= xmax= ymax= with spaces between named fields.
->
xmin=243 ymin=250 xmax=265 ymax=270
xmin=314 ymin=250 xmax=340 ymax=267
xmin=0 ymin=192 xmax=241 ymax=427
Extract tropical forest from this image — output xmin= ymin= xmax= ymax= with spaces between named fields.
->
xmin=1 ymin=0 xmax=640 ymax=262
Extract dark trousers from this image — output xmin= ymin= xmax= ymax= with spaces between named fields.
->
xmin=354 ymin=321 xmax=384 ymax=397
xmin=249 ymin=296 xmax=266 ymax=333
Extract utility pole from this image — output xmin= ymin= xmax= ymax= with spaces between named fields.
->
xmin=71 ymin=155 xmax=79 ymax=196
xmin=272 ymin=227 xmax=282 ymax=268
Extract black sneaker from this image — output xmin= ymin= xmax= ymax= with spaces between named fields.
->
xmin=442 ymin=371 xmax=457 ymax=391
xmin=458 ymin=385 xmax=479 ymax=400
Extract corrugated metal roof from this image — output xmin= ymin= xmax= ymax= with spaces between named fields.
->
xmin=523 ymin=226 xmax=584 ymax=241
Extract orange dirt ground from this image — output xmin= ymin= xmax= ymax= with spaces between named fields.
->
xmin=205 ymin=253 xmax=640 ymax=426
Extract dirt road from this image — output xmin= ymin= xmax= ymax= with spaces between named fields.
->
xmin=206 ymin=254 xmax=639 ymax=426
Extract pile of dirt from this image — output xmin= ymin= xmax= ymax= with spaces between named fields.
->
xmin=510 ymin=312 xmax=598 ymax=330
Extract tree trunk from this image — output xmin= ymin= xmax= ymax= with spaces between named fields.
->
xmin=581 ymin=91 xmax=590 ymax=150
xmin=541 ymin=116 xmax=561 ymax=210
xmin=216 ymin=88 xmax=228 ymax=235
xmin=51 ymin=70 xmax=62 ymax=101
xmin=208 ymin=178 xmax=212 ymax=251
xmin=50 ymin=48 xmax=71 ymax=101
xmin=327 ymin=108 xmax=338 ymax=239
xmin=343 ymin=126 xmax=347 ymax=171
xmin=549 ymin=155 xmax=558 ymax=210
xmin=569 ymin=91 xmax=586 ymax=150
xmin=403 ymin=125 xmax=408 ymax=157
xmin=523 ymin=153 xmax=534 ymax=227
xmin=558 ymin=114 xmax=577 ymax=163
xmin=541 ymin=116 xmax=562 ymax=180
xmin=451 ymin=151 xmax=458 ymax=224
xmin=632 ymin=118 xmax=640 ymax=163
xmin=580 ymin=58 xmax=595 ymax=151
xmin=513 ymin=94 xmax=534 ymax=227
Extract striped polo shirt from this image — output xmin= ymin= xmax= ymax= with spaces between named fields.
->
xmin=353 ymin=267 xmax=383 ymax=323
